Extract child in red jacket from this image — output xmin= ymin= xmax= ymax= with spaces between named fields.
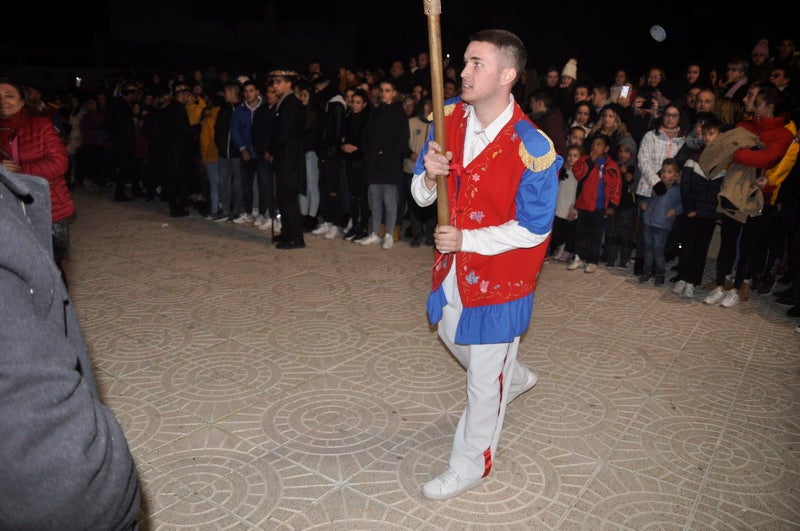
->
xmin=567 ymin=133 xmax=622 ymax=273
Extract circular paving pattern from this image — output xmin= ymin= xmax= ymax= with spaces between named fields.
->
xmin=640 ymin=417 xmax=795 ymax=492
xmin=263 ymin=388 xmax=398 ymax=451
xmin=266 ymin=320 xmax=366 ymax=358
xmin=362 ymin=344 xmax=462 ymax=395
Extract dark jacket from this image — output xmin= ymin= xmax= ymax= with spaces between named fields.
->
xmin=214 ymin=102 xmax=242 ymax=159
xmin=681 ymin=151 xmax=722 ymax=219
xmin=270 ymin=92 xmax=307 ymax=194
xmin=108 ymin=96 xmax=136 ymax=160
xmin=0 ymin=166 xmax=140 ymax=530
xmin=252 ymin=104 xmax=275 ymax=155
xmin=316 ymin=84 xmax=347 ymax=160
xmin=361 ymin=100 xmax=409 ymax=185
xmin=342 ymin=107 xmax=370 ymax=177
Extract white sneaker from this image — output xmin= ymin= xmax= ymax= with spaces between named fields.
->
xmin=324 ymin=225 xmax=342 ymax=239
xmin=567 ymin=255 xmax=584 ymax=270
xmin=422 ymin=468 xmax=483 ymax=500
xmin=232 ymin=213 xmax=250 ymax=224
xmin=673 ymin=280 xmax=687 ymax=294
xmin=253 ymin=214 xmax=266 ymax=227
xmin=508 ymin=367 xmax=538 ymax=404
xmin=720 ymin=289 xmax=740 ymax=308
xmin=359 ymin=232 xmax=381 ymax=245
xmin=312 ymin=221 xmax=331 ymax=235
xmin=258 ymin=217 xmax=276 ymax=231
xmin=381 ymin=235 xmax=394 ymax=249
xmin=682 ymin=283 xmax=695 ymax=299
xmin=704 ymin=286 xmax=725 ymax=305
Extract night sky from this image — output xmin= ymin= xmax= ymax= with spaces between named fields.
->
xmin=4 ymin=1 xmax=796 ymax=86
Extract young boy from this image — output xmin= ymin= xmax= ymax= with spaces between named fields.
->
xmin=639 ymin=158 xmax=684 ymax=286
xmin=603 ymin=140 xmax=638 ymax=268
xmin=568 ymin=134 xmax=622 ymax=273
xmin=674 ymin=115 xmax=724 ymax=299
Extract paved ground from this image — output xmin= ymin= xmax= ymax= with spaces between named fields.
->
xmin=67 ymin=189 xmax=800 ymax=530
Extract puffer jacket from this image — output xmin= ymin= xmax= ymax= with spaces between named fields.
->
xmin=1 ymin=107 xmax=72 ymax=222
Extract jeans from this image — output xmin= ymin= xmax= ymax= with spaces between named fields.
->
xmin=205 ymin=161 xmax=220 ymax=214
xmin=575 ymin=208 xmax=607 ymax=264
xmin=644 ymin=224 xmax=670 ymax=277
xmin=218 ymin=158 xmax=243 ymax=217
xmin=368 ymin=184 xmax=398 ymax=236
xmin=298 ymin=150 xmax=320 ymax=217
xmin=242 ymin=158 xmax=274 ymax=218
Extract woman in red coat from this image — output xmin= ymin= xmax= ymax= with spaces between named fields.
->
xmin=0 ymin=77 xmax=73 ymax=283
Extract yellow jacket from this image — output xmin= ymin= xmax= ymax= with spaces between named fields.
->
xmin=764 ymin=120 xmax=798 ymax=205
xmin=199 ymin=106 xmax=219 ymax=163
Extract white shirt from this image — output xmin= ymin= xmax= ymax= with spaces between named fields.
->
xmin=410 ymin=95 xmax=550 ymax=255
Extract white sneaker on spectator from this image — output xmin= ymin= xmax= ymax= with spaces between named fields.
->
xmin=567 ymin=255 xmax=584 ymax=270
xmin=324 ymin=225 xmax=341 ymax=239
xmin=312 ymin=222 xmax=332 ymax=236
xmin=232 ymin=213 xmax=250 ymax=224
xmin=253 ymin=214 xmax=266 ymax=227
xmin=381 ymin=235 xmax=393 ymax=249
xmin=673 ymin=280 xmax=687 ymax=294
xmin=422 ymin=468 xmax=483 ymax=500
xmin=704 ymin=286 xmax=725 ymax=305
xmin=359 ymin=232 xmax=381 ymax=245
xmin=682 ymin=283 xmax=695 ymax=299
xmin=720 ymin=289 xmax=740 ymax=308
xmin=584 ymin=263 xmax=597 ymax=273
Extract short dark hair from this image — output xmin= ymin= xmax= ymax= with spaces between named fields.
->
xmin=469 ymin=29 xmax=527 ymax=82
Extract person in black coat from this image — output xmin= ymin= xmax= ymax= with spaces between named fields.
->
xmin=269 ymin=70 xmax=307 ymax=249
xmin=160 ymin=84 xmax=196 ymax=217
xmin=108 ymin=82 xmax=142 ymax=201
xmin=0 ymin=165 xmax=140 ymax=530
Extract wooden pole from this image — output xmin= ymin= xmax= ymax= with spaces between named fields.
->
xmin=423 ymin=0 xmax=450 ymax=225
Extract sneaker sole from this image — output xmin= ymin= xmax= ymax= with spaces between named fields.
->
xmin=422 ymin=477 xmax=484 ymax=500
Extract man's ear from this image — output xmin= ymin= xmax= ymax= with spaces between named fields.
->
xmin=500 ymin=68 xmax=517 ymax=87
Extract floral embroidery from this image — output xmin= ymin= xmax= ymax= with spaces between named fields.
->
xmin=469 ymin=211 xmax=485 ymax=223
xmin=472 ymin=174 xmax=480 ymax=182
xmin=479 ymin=280 xmax=489 ymax=293
xmin=465 ymin=271 xmax=479 ymax=285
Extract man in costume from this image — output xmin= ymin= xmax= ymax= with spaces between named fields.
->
xmin=411 ymin=28 xmax=561 ymax=500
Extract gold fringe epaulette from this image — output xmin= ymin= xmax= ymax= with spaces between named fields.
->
xmin=519 ymin=133 xmax=556 ymax=172
xmin=427 ymin=102 xmax=457 ymax=122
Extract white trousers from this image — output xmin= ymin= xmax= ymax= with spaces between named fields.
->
xmin=437 ymin=265 xmax=529 ymax=480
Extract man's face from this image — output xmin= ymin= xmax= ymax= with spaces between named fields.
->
xmin=379 ymin=82 xmax=397 ymax=105
xmin=573 ymin=86 xmax=589 ymax=102
xmin=695 ymin=90 xmax=716 ymax=113
xmin=459 ymin=40 xmax=504 ymax=106
xmin=591 ymin=88 xmax=606 ymax=107
xmin=271 ymin=78 xmax=292 ymax=97
xmin=243 ymin=85 xmax=259 ymax=103
xmin=223 ymin=86 xmax=239 ymax=103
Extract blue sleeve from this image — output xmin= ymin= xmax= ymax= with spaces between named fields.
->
xmin=514 ymin=121 xmax=562 ymax=235
xmin=230 ymin=107 xmax=245 ymax=152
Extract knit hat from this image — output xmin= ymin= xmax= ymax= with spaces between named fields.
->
xmin=751 ymin=39 xmax=769 ymax=58
xmin=561 ymin=58 xmax=578 ymax=80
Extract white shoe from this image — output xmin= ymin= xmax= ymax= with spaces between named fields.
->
xmin=232 ymin=213 xmax=250 ymax=224
xmin=312 ymin=222 xmax=332 ymax=235
xmin=381 ymin=234 xmax=394 ymax=249
xmin=359 ymin=233 xmax=381 ymax=245
xmin=673 ymin=280 xmax=687 ymax=294
xmin=508 ymin=367 xmax=538 ymax=404
xmin=682 ymin=283 xmax=695 ymax=299
xmin=324 ymin=225 xmax=342 ymax=239
xmin=422 ymin=468 xmax=483 ymax=500
xmin=567 ymin=255 xmax=584 ymax=270
xmin=253 ymin=214 xmax=266 ymax=227
xmin=720 ymin=289 xmax=740 ymax=308
xmin=704 ymin=286 xmax=725 ymax=305
xmin=258 ymin=217 xmax=276 ymax=231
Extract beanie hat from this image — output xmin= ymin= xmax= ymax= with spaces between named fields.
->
xmin=751 ymin=39 xmax=769 ymax=58
xmin=562 ymin=58 xmax=578 ymax=80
